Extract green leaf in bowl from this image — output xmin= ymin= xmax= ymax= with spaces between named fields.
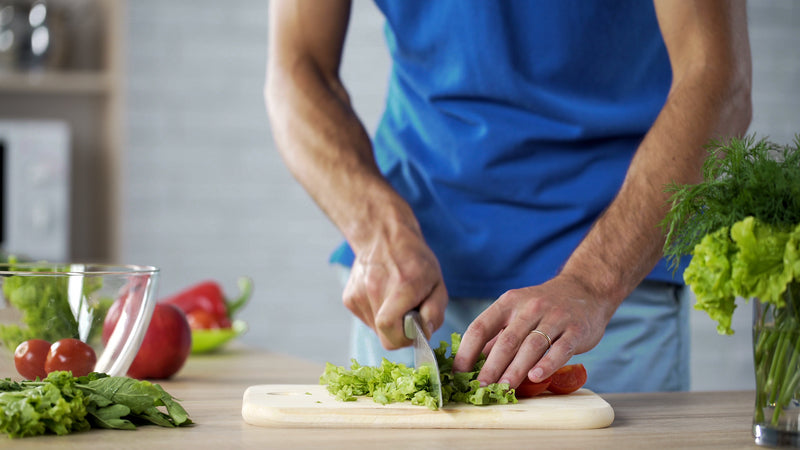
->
xmin=190 ymin=320 xmax=247 ymax=354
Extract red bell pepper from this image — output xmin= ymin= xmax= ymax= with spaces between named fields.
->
xmin=162 ymin=277 xmax=252 ymax=329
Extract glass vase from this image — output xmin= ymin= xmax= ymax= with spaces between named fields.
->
xmin=753 ymin=287 xmax=800 ymax=447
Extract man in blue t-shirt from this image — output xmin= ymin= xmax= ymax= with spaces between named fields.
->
xmin=266 ymin=1 xmax=752 ymax=392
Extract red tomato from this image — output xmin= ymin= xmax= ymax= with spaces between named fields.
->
xmin=186 ymin=309 xmax=224 ymax=330
xmin=547 ymin=363 xmax=588 ymax=395
xmin=44 ymin=338 xmax=97 ymax=377
xmin=515 ymin=377 xmax=552 ymax=398
xmin=14 ymin=339 xmax=51 ymax=380
xmin=104 ymin=302 xmax=192 ymax=379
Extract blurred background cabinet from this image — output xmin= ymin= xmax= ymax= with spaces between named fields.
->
xmin=0 ymin=0 xmax=123 ymax=262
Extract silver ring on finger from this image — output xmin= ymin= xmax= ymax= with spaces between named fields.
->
xmin=529 ymin=329 xmax=552 ymax=349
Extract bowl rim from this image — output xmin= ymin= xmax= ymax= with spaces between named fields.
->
xmin=0 ymin=263 xmax=159 ymax=276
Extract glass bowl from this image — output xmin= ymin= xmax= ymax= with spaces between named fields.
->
xmin=0 ymin=262 xmax=159 ymax=379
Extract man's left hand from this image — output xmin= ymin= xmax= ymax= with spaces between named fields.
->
xmin=451 ymin=274 xmax=616 ymax=388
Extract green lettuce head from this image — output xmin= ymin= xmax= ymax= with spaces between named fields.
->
xmin=684 ymin=226 xmax=737 ymax=334
xmin=685 ymin=216 xmax=800 ymax=334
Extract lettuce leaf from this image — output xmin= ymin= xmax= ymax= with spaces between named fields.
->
xmin=729 ymin=217 xmax=794 ymax=304
xmin=685 ymin=216 xmax=800 ymax=334
xmin=0 ymin=372 xmax=90 ymax=438
xmin=0 ymin=371 xmax=192 ymax=438
xmin=684 ymin=226 xmax=736 ymax=332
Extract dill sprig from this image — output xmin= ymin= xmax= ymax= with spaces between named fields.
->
xmin=662 ymin=134 xmax=800 ymax=270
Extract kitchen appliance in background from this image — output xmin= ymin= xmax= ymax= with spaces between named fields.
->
xmin=0 ymin=0 xmax=68 ymax=72
xmin=0 ymin=120 xmax=70 ymax=261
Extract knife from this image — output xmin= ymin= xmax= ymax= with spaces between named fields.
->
xmin=403 ymin=310 xmax=443 ymax=409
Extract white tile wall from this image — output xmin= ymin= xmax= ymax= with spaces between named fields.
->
xmin=123 ymin=0 xmax=798 ymax=390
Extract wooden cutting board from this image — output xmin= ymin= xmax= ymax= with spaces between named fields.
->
xmin=242 ymin=384 xmax=614 ymax=429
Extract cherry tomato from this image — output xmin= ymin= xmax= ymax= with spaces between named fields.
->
xmin=547 ymin=363 xmax=588 ymax=395
xmin=186 ymin=309 xmax=224 ymax=330
xmin=44 ymin=338 xmax=97 ymax=377
xmin=14 ymin=339 xmax=51 ymax=380
xmin=515 ymin=377 xmax=552 ymax=398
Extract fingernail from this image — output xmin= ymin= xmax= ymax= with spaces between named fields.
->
xmin=530 ymin=368 xmax=544 ymax=382
xmin=479 ymin=380 xmax=488 ymax=387
xmin=426 ymin=321 xmax=434 ymax=338
xmin=498 ymin=379 xmax=510 ymax=386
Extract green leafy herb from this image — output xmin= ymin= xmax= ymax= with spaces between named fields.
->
xmin=0 ymin=371 xmax=192 ymax=439
xmin=661 ymin=134 xmax=800 ymax=428
xmin=662 ymin=135 xmax=800 ymax=271
xmin=320 ymin=333 xmax=516 ymax=410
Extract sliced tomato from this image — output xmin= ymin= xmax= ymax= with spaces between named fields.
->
xmin=547 ymin=363 xmax=587 ymax=395
xmin=515 ymin=377 xmax=552 ymax=398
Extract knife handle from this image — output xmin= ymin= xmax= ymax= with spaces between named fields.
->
xmin=403 ymin=310 xmax=423 ymax=340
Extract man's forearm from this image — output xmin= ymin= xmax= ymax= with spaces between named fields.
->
xmin=559 ymin=2 xmax=752 ymax=307
xmin=266 ymin=47 xmax=421 ymax=255
xmin=562 ymin=81 xmax=750 ymax=306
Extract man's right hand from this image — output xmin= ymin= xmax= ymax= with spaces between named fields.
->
xmin=342 ymin=220 xmax=448 ymax=350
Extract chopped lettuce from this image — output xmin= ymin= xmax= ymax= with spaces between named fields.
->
xmin=320 ymin=333 xmax=516 ymax=410
xmin=319 ymin=358 xmax=438 ymax=409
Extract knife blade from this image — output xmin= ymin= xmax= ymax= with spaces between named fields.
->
xmin=403 ymin=310 xmax=443 ymax=409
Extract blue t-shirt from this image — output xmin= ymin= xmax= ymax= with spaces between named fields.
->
xmin=331 ymin=0 xmax=685 ymax=298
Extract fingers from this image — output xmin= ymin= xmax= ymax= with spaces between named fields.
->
xmin=474 ymin=317 xmax=557 ymax=387
xmin=418 ymin=280 xmax=448 ymax=338
xmin=495 ymin=326 xmax=582 ymax=388
xmin=527 ymin=335 xmax=575 ymax=383
xmin=342 ymin=249 xmax=448 ymax=350
xmin=374 ymin=280 xmax=444 ymax=348
xmin=481 ymin=332 xmax=500 ymax=356
xmin=474 ymin=323 xmax=575 ymax=388
xmin=451 ymin=301 xmax=510 ymax=373
xmin=342 ymin=263 xmax=379 ymax=331
xmin=453 ymin=281 xmax=606 ymax=389
xmin=493 ymin=328 xmax=553 ymax=386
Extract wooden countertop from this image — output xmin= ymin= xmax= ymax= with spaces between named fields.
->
xmin=8 ymin=346 xmax=759 ymax=449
